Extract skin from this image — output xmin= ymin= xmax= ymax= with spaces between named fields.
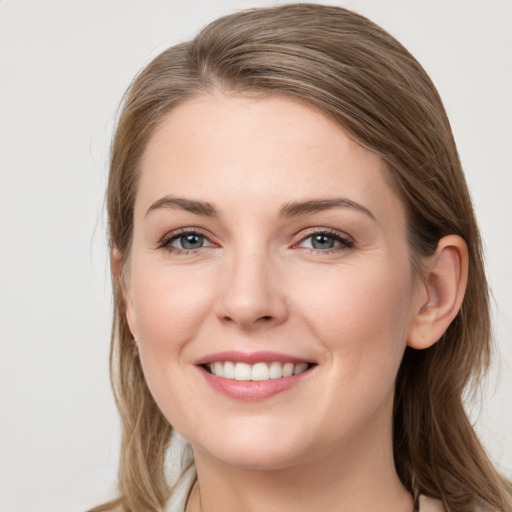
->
xmin=120 ymin=93 xmax=467 ymax=512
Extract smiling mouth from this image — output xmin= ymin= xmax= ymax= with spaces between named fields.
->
xmin=202 ymin=361 xmax=314 ymax=381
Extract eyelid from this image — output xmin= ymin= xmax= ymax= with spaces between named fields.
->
xmin=157 ymin=226 xmax=354 ymax=253
xmin=293 ymin=227 xmax=355 ymax=250
xmin=158 ymin=227 xmax=218 ymax=252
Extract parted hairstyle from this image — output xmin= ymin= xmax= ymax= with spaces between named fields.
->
xmin=92 ymin=4 xmax=512 ymax=512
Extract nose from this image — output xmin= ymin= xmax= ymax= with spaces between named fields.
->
xmin=215 ymin=246 xmax=289 ymax=330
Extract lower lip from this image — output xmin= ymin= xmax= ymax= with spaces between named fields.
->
xmin=198 ymin=366 xmax=313 ymax=400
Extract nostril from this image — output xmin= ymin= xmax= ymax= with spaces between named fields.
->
xmin=220 ymin=314 xmax=275 ymax=327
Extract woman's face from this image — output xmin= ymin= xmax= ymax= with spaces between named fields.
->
xmin=123 ymin=94 xmax=425 ymax=470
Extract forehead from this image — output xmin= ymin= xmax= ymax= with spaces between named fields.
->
xmin=137 ymin=93 xmax=405 ymax=224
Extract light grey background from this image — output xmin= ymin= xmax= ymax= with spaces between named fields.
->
xmin=1 ymin=1 xmax=510 ymax=510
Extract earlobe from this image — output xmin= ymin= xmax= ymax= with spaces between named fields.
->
xmin=407 ymin=235 xmax=468 ymax=350
xmin=111 ymin=247 xmax=125 ymax=284
xmin=111 ymin=248 xmax=138 ymax=339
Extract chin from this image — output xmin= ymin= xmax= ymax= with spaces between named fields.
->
xmin=200 ymin=442 xmax=306 ymax=471
xmin=185 ymin=420 xmax=312 ymax=471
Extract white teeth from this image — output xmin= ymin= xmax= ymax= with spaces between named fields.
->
xmin=223 ymin=361 xmax=235 ymax=379
xmin=208 ymin=361 xmax=310 ymax=380
xmin=293 ymin=362 xmax=308 ymax=375
xmin=269 ymin=361 xmax=283 ymax=379
xmin=282 ymin=362 xmax=294 ymax=377
xmin=214 ymin=362 xmax=223 ymax=377
xmin=251 ymin=362 xmax=270 ymax=381
xmin=234 ymin=362 xmax=252 ymax=381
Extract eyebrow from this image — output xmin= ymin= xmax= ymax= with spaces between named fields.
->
xmin=278 ymin=198 xmax=376 ymax=221
xmin=145 ymin=195 xmax=375 ymax=221
xmin=146 ymin=196 xmax=218 ymax=217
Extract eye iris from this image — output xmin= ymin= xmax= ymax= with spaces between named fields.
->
xmin=312 ymin=234 xmax=335 ymax=249
xmin=181 ymin=234 xmax=203 ymax=249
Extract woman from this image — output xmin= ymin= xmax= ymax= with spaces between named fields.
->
xmin=92 ymin=4 xmax=511 ymax=512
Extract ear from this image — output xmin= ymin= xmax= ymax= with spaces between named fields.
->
xmin=111 ymin=247 xmax=138 ymax=339
xmin=111 ymin=247 xmax=125 ymax=285
xmin=407 ymin=235 xmax=468 ymax=350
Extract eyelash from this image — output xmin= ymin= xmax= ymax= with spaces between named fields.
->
xmin=158 ymin=228 xmax=354 ymax=255
xmin=159 ymin=228 xmax=214 ymax=254
xmin=294 ymin=228 xmax=354 ymax=253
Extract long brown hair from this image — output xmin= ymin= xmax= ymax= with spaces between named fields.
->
xmin=92 ymin=4 xmax=511 ymax=511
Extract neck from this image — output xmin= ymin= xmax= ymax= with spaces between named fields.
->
xmin=186 ymin=413 xmax=412 ymax=512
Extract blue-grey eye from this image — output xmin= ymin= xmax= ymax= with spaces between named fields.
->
xmin=298 ymin=232 xmax=352 ymax=250
xmin=309 ymin=234 xmax=337 ymax=249
xmin=172 ymin=233 xmax=205 ymax=250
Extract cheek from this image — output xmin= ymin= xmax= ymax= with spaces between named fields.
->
xmin=294 ymin=257 xmax=415 ymax=367
xmin=130 ymin=259 xmax=211 ymax=338
xmin=289 ymin=260 xmax=415 ymax=435
xmin=128 ymin=265 xmax=218 ymax=426
xmin=127 ymin=260 xmax=215 ymax=393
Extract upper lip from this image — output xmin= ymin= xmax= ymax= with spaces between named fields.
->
xmin=194 ymin=351 xmax=314 ymax=366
